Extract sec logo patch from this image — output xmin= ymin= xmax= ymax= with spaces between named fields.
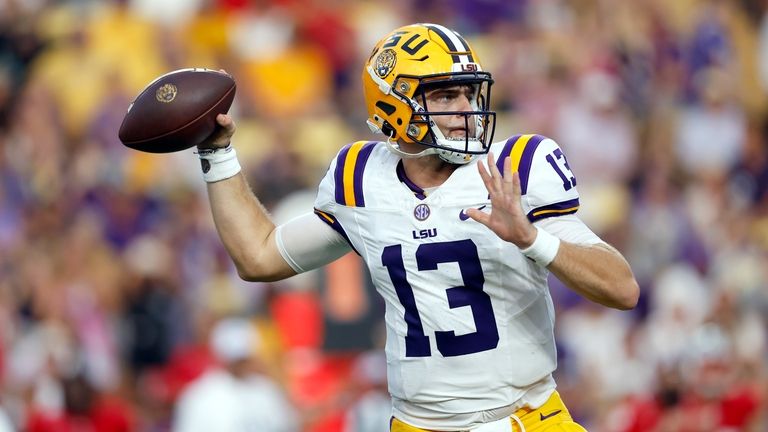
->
xmin=414 ymin=204 xmax=430 ymax=221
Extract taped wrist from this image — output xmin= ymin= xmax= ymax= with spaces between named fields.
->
xmin=520 ymin=226 xmax=560 ymax=267
xmin=197 ymin=145 xmax=241 ymax=183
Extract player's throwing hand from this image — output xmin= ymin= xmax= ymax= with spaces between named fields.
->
xmin=197 ymin=114 xmax=236 ymax=150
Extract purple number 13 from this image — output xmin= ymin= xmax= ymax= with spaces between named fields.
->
xmin=382 ymin=240 xmax=499 ymax=357
xmin=546 ymin=148 xmax=576 ymax=191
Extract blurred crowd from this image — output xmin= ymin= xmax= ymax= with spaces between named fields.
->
xmin=1 ymin=0 xmax=768 ymax=430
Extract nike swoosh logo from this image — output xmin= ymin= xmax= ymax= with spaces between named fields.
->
xmin=459 ymin=205 xmax=486 ymax=221
xmin=539 ymin=409 xmax=562 ymax=421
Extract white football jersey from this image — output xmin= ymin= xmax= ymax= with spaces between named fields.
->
xmin=314 ymin=134 xmax=580 ymax=425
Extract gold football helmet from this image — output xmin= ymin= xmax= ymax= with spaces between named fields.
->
xmin=362 ymin=23 xmax=496 ymax=164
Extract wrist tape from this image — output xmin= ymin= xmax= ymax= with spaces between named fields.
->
xmin=197 ymin=145 xmax=241 ymax=183
xmin=520 ymin=226 xmax=560 ymax=267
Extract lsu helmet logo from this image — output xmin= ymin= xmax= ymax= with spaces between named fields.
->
xmin=375 ymin=49 xmax=397 ymax=78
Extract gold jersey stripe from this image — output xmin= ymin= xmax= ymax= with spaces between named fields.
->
xmin=509 ymin=134 xmax=535 ymax=173
xmin=315 ymin=209 xmax=335 ymax=224
xmin=531 ymin=206 xmax=580 ymax=217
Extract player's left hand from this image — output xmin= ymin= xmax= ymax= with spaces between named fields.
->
xmin=466 ymin=153 xmax=538 ymax=249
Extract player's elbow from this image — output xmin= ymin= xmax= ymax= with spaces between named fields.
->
xmin=613 ymin=278 xmax=640 ymax=310
xmin=227 ymin=232 xmax=299 ymax=282
xmin=236 ymin=266 xmax=285 ymax=283
xmin=237 ymin=265 xmax=274 ymax=282
xmin=233 ymin=251 xmax=294 ymax=283
xmin=231 ymin=255 xmax=272 ymax=282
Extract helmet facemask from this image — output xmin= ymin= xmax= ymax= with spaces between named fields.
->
xmin=406 ymin=75 xmax=496 ymax=164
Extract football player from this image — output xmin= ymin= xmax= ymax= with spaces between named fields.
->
xmin=196 ymin=23 xmax=639 ymax=432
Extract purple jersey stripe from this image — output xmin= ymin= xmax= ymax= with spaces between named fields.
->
xmin=313 ymin=209 xmax=360 ymax=255
xmin=352 ymin=142 xmax=377 ymax=207
xmin=518 ymin=134 xmax=547 ymax=195
xmin=396 ymin=161 xmax=427 ymax=200
xmin=333 ymin=144 xmax=352 ymax=205
xmin=495 ymin=135 xmax=522 ymax=173
xmin=526 ymin=198 xmax=580 ymax=222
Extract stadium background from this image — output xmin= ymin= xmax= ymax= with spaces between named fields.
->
xmin=1 ymin=0 xmax=767 ymax=430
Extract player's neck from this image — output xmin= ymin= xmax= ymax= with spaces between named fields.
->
xmin=401 ymin=154 xmax=459 ymax=189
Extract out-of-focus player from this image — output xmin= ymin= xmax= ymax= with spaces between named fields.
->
xmin=194 ymin=23 xmax=638 ymax=432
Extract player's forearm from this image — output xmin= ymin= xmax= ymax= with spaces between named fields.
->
xmin=206 ymin=172 xmax=292 ymax=281
xmin=547 ymin=242 xmax=639 ymax=310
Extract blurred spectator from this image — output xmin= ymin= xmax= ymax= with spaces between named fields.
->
xmin=0 ymin=406 xmax=10 ymax=432
xmin=674 ymin=67 xmax=747 ymax=177
xmin=121 ymin=235 xmax=182 ymax=371
xmin=558 ymin=304 xmax=651 ymax=402
xmin=343 ymin=351 xmax=390 ymax=432
xmin=173 ymin=316 xmax=298 ymax=432
xmin=760 ymin=5 xmax=768 ymax=93
xmin=0 ymin=0 xmax=44 ymax=129
xmin=554 ymin=69 xmax=638 ymax=186
xmin=729 ymin=121 xmax=768 ymax=210
xmin=26 ymin=373 xmax=135 ymax=432
xmin=293 ymin=0 xmax=356 ymax=92
xmin=129 ymin=0 xmax=205 ymax=27
xmin=643 ymin=264 xmax=712 ymax=367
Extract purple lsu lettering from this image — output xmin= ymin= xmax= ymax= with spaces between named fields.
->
xmin=412 ymin=228 xmax=437 ymax=239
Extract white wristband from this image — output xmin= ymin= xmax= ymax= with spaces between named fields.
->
xmin=198 ymin=145 xmax=241 ymax=183
xmin=520 ymin=226 xmax=560 ymax=267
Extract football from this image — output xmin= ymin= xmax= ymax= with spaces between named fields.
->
xmin=118 ymin=68 xmax=236 ymax=153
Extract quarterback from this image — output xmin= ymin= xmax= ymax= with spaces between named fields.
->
xmin=196 ymin=23 xmax=638 ymax=432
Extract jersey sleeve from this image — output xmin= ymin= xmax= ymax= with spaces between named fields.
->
xmin=275 ymin=213 xmax=352 ymax=273
xmin=496 ymin=134 xmax=580 ymax=222
xmin=314 ymin=140 xmax=378 ymax=254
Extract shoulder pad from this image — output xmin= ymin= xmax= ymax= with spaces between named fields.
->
xmin=330 ymin=141 xmax=378 ymax=207
xmin=497 ymin=135 xmax=580 ymax=222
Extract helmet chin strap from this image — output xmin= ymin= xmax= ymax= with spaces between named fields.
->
xmin=434 ymin=142 xmax=481 ymax=165
xmin=427 ymin=116 xmax=484 ymax=165
xmin=384 ymin=135 xmax=480 ymax=165
xmin=384 ymin=135 xmax=439 ymax=159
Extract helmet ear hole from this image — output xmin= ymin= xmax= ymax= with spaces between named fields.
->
xmin=375 ymin=101 xmax=396 ymax=116
xmin=396 ymin=118 xmax=403 ymax=125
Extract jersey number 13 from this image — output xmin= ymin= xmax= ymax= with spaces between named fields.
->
xmin=382 ymin=239 xmax=499 ymax=357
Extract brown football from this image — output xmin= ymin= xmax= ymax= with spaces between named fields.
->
xmin=118 ymin=68 xmax=236 ymax=153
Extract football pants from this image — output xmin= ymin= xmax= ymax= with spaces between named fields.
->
xmin=390 ymin=390 xmax=588 ymax=432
